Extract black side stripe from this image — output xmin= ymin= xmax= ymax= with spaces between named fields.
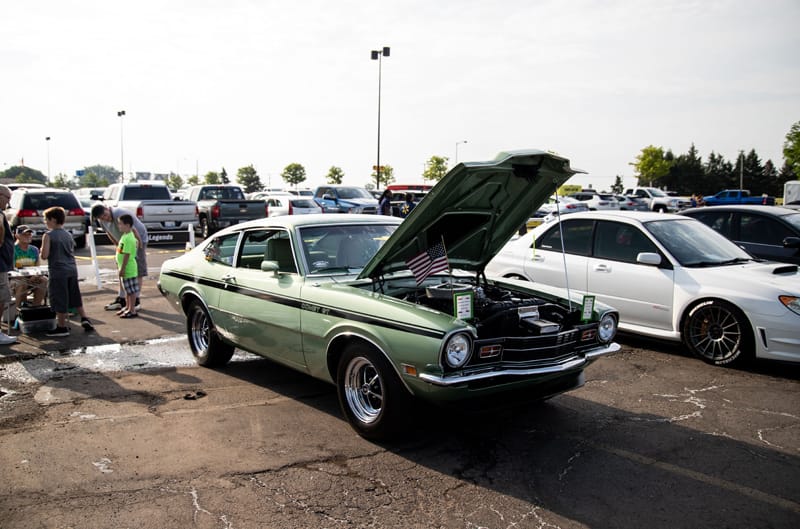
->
xmin=164 ymin=270 xmax=445 ymax=339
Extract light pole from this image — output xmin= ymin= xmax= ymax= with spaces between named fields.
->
xmin=455 ymin=140 xmax=468 ymax=164
xmin=45 ymin=136 xmax=51 ymax=181
xmin=117 ymin=110 xmax=126 ymax=182
xmin=738 ymin=150 xmax=744 ymax=190
xmin=370 ymin=46 xmax=390 ymax=190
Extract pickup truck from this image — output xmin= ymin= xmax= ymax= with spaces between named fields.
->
xmin=313 ymin=185 xmax=379 ymax=214
xmin=102 ymin=182 xmax=198 ymax=232
xmin=186 ymin=184 xmax=267 ymax=238
xmin=625 ymin=187 xmax=689 ymax=212
xmin=702 ymin=189 xmax=776 ymax=206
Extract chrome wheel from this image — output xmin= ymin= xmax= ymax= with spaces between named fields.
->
xmin=343 ymin=356 xmax=383 ymax=425
xmin=186 ymin=300 xmax=234 ymax=367
xmin=684 ymin=300 xmax=751 ymax=366
xmin=336 ymin=344 xmax=411 ymax=440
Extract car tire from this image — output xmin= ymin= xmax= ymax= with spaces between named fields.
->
xmin=187 ymin=300 xmax=234 ymax=367
xmin=75 ymin=235 xmax=86 ymax=249
xmin=682 ymin=299 xmax=753 ymax=366
xmin=336 ymin=343 xmax=411 ymax=440
xmin=199 ymin=217 xmax=213 ymax=239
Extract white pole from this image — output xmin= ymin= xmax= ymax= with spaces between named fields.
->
xmin=186 ymin=223 xmax=195 ymax=250
xmin=87 ymin=226 xmax=102 ymax=288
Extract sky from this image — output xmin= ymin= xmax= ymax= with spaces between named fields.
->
xmin=2 ymin=0 xmax=799 ymax=192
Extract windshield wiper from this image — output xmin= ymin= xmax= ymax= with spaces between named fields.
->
xmin=685 ymin=257 xmax=751 ymax=268
xmin=313 ymin=266 xmax=358 ymax=274
xmin=717 ymin=257 xmax=752 ymax=265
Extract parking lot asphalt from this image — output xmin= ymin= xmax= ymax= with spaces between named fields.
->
xmin=0 ymin=252 xmax=185 ymax=361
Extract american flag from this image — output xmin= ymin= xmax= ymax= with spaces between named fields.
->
xmin=406 ymin=241 xmax=449 ymax=285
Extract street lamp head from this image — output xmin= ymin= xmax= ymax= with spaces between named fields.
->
xmin=371 ymin=47 xmax=390 ymax=60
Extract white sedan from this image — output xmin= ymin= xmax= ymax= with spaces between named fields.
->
xmin=265 ymin=195 xmax=322 ymax=217
xmin=487 ymin=211 xmax=800 ymax=366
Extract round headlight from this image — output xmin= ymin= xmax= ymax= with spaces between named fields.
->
xmin=444 ymin=332 xmax=471 ymax=368
xmin=597 ymin=313 xmax=617 ymax=344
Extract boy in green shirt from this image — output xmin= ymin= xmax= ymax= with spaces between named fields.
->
xmin=115 ymin=214 xmax=139 ymax=318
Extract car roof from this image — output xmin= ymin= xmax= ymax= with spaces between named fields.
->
xmin=533 ymin=210 xmax=691 ymax=228
xmin=681 ymin=205 xmax=799 ymax=217
xmin=216 ymin=213 xmax=402 ymax=233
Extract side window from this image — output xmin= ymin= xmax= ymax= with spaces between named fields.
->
xmin=739 ymin=214 xmax=791 ymax=246
xmin=536 ymin=220 xmax=593 ymax=256
xmin=263 ymin=231 xmax=298 ymax=274
xmin=203 ymin=233 xmax=239 ymax=266
xmin=594 ymin=221 xmax=657 ymax=263
xmin=693 ymin=211 xmax=731 ymax=237
xmin=238 ymin=229 xmax=275 ymax=269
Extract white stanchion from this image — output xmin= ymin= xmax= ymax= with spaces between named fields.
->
xmin=87 ymin=226 xmax=102 ymax=288
xmin=186 ymin=223 xmax=196 ymax=250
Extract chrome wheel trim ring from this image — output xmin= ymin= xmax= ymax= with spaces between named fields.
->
xmin=344 ymin=356 xmax=383 ymax=425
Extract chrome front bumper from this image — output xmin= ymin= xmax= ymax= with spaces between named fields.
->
xmin=418 ymin=342 xmax=620 ymax=387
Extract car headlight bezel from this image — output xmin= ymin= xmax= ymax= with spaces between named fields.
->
xmin=597 ymin=313 xmax=618 ymax=344
xmin=442 ymin=332 xmax=472 ymax=369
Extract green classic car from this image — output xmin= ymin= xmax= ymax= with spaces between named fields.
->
xmin=158 ymin=150 xmax=621 ymax=439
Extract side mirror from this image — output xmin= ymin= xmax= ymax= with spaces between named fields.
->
xmin=261 ymin=260 xmax=280 ymax=275
xmin=783 ymin=237 xmax=800 ymax=249
xmin=637 ymin=252 xmax=662 ymax=266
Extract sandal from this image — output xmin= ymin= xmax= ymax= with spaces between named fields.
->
xmin=120 ymin=312 xmax=139 ymax=319
xmin=116 ymin=308 xmax=127 ymax=316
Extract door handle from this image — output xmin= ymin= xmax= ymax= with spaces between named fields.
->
xmin=593 ymin=264 xmax=611 ymax=272
xmin=221 ymin=273 xmax=236 ymax=282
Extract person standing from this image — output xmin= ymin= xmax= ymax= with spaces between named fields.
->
xmin=40 ymin=206 xmax=94 ymax=337
xmin=0 ymin=185 xmax=17 ymax=345
xmin=378 ymin=189 xmax=393 ymax=216
xmin=400 ymin=192 xmax=416 ymax=218
xmin=91 ymin=204 xmax=147 ymax=311
xmin=115 ymin=214 xmax=139 ymax=319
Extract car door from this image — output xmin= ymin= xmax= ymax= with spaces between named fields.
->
xmin=214 ymin=228 xmax=306 ymax=370
xmin=737 ymin=212 xmax=799 ymax=264
xmin=525 ymin=219 xmax=592 ymax=292
xmin=585 ymin=220 xmax=675 ymax=332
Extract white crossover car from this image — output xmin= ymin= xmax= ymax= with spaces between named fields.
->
xmin=487 ymin=211 xmax=800 ymax=366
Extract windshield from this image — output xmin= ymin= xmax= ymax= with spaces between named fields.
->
xmin=644 ymin=218 xmax=753 ymax=266
xmin=647 ymin=188 xmax=668 ymax=197
xmin=299 ymin=223 xmax=398 ymax=274
xmin=336 ymin=187 xmax=373 ymax=199
xmin=783 ymin=212 xmax=800 ymax=230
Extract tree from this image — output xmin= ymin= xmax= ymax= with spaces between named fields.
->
xmin=0 ymin=165 xmax=47 ymax=184
xmin=236 ymin=165 xmax=262 ymax=193
xmin=667 ymin=143 xmax=704 ymax=195
xmin=422 ymin=156 xmax=448 ymax=182
xmin=83 ymin=164 xmax=119 ymax=184
xmin=165 ymin=173 xmax=184 ymax=191
xmin=610 ymin=176 xmax=624 ymax=194
xmin=83 ymin=171 xmax=109 ymax=188
xmin=326 ymin=166 xmax=344 ymax=184
xmin=52 ymin=173 xmax=71 ymax=189
xmin=204 ymin=171 xmax=221 ymax=184
xmin=370 ymin=164 xmax=394 ymax=187
xmin=630 ymin=146 xmax=671 ymax=187
xmin=281 ymin=163 xmax=307 ymax=188
xmin=221 ymin=167 xmax=229 ymax=184
xmin=703 ymin=151 xmax=732 ymax=194
xmin=187 ymin=174 xmax=200 ymax=186
xmin=783 ymin=121 xmax=800 ymax=176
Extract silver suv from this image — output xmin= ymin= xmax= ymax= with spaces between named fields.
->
xmin=6 ymin=188 xmax=87 ymax=248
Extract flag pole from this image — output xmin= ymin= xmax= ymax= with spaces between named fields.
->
xmin=440 ymin=235 xmax=454 ymax=290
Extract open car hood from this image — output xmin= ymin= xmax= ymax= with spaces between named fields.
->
xmin=359 ymin=149 xmax=584 ymax=280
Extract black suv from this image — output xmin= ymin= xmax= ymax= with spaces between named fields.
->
xmin=6 ymin=188 xmax=87 ymax=248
